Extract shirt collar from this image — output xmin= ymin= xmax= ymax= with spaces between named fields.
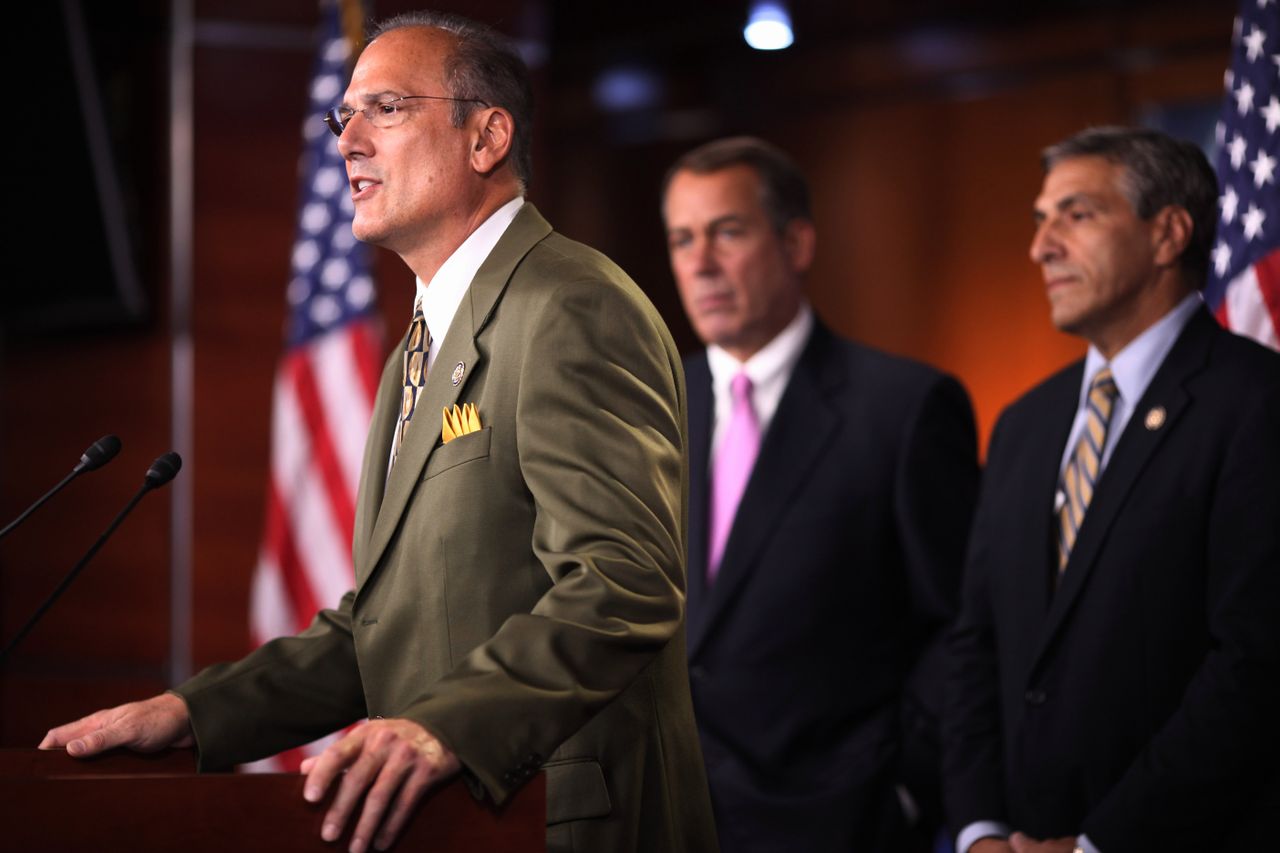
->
xmin=413 ymin=196 xmax=525 ymax=345
xmin=1079 ymin=291 xmax=1202 ymax=408
xmin=706 ymin=302 xmax=814 ymax=392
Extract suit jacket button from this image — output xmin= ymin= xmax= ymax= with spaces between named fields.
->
xmin=1024 ymin=689 xmax=1047 ymax=706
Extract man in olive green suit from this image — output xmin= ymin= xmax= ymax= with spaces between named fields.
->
xmin=41 ymin=12 xmax=717 ymax=853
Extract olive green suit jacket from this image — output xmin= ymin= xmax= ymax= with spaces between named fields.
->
xmin=177 ymin=204 xmax=719 ymax=852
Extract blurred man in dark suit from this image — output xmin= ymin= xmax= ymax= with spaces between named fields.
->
xmin=663 ymin=136 xmax=980 ymax=852
xmin=945 ymin=126 xmax=1280 ymax=853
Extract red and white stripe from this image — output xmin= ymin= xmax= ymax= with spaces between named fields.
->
xmin=1214 ymin=249 xmax=1280 ymax=351
xmin=245 ymin=318 xmax=381 ymax=771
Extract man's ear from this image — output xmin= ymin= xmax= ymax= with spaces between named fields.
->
xmin=1151 ymin=204 xmax=1193 ymax=269
xmin=470 ymin=107 xmax=514 ymax=175
xmin=783 ymin=218 xmax=817 ymax=275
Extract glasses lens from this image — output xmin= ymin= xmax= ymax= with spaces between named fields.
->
xmin=322 ymin=108 xmax=346 ymax=137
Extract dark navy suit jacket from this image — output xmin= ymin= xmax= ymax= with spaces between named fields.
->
xmin=944 ymin=309 xmax=1280 ymax=852
xmin=686 ymin=320 xmax=980 ymax=852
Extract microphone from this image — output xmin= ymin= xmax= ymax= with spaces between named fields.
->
xmin=0 ymin=451 xmax=183 ymax=664
xmin=0 ymin=435 xmax=122 ymax=540
xmin=145 ymin=452 xmax=182 ymax=488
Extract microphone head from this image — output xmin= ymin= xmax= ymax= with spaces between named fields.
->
xmin=76 ymin=435 xmax=122 ymax=473
xmin=144 ymin=452 xmax=183 ymax=489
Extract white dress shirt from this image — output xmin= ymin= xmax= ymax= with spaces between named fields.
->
xmin=386 ymin=195 xmax=525 ymax=475
xmin=705 ymin=303 xmax=814 ymax=464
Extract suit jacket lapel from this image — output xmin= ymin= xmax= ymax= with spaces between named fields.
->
xmin=353 ymin=340 xmax=406 ymax=579
xmin=688 ymin=324 xmax=842 ymax=658
xmin=1006 ymin=369 xmax=1081 ymax=633
xmin=684 ymin=354 xmax=713 ymax=647
xmin=1031 ymin=309 xmax=1214 ymax=672
xmin=356 ymin=203 xmax=554 ymax=591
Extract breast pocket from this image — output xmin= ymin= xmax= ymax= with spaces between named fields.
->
xmin=423 ymin=427 xmax=491 ymax=480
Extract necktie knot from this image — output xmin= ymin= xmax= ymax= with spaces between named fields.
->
xmin=1091 ymin=367 xmax=1117 ymax=400
xmin=730 ymin=371 xmax=753 ymax=406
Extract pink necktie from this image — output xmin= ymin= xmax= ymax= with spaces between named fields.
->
xmin=708 ymin=371 xmax=760 ymax=582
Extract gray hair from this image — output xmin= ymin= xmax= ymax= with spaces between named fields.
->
xmin=662 ymin=136 xmax=812 ymax=232
xmin=370 ymin=11 xmax=533 ymax=190
xmin=1042 ymin=126 xmax=1217 ymax=285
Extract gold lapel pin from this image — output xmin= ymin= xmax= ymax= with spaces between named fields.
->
xmin=1145 ymin=406 xmax=1166 ymax=430
xmin=451 ymin=362 xmax=465 ymax=386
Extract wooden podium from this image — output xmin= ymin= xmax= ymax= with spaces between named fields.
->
xmin=2 ymin=749 xmax=545 ymax=852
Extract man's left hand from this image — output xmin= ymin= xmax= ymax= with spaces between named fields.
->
xmin=300 ymin=718 xmax=460 ymax=853
xmin=1009 ymin=831 xmax=1078 ymax=853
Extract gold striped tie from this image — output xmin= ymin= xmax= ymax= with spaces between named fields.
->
xmin=1057 ymin=368 xmax=1119 ymax=572
xmin=390 ymin=297 xmax=430 ymax=466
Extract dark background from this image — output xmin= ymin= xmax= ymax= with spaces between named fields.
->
xmin=0 ymin=0 xmax=1230 ymax=745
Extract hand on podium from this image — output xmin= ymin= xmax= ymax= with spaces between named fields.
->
xmin=38 ymin=692 xmax=195 ymax=756
xmin=301 ymin=718 xmax=461 ymax=853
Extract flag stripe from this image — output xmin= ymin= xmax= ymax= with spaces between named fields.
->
xmin=262 ymin=479 xmax=322 ymax=632
xmin=1256 ymin=248 xmax=1280 ymax=331
xmin=287 ymin=351 xmax=357 ymax=545
xmin=349 ymin=318 xmax=384 ymax=404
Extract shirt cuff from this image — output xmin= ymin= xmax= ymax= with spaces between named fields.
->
xmin=957 ymin=820 xmax=1011 ymax=853
xmin=1076 ymin=834 xmax=1101 ymax=853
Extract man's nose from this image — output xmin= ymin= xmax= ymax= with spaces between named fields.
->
xmin=1029 ymin=220 xmax=1061 ymax=264
xmin=337 ymin=111 xmax=372 ymax=160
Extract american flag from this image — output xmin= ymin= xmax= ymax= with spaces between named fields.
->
xmin=1207 ymin=0 xmax=1280 ymax=350
xmin=244 ymin=0 xmax=381 ymax=772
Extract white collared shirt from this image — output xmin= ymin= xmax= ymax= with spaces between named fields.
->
xmin=705 ymin=303 xmax=814 ymax=463
xmin=413 ymin=195 xmax=526 ymax=370
xmin=1058 ymin=292 xmax=1202 ymax=475
xmin=386 ymin=196 xmax=524 ymax=476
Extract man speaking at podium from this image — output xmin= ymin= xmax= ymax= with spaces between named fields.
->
xmin=40 ymin=11 xmax=717 ymax=853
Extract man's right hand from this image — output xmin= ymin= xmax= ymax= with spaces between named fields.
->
xmin=38 ymin=693 xmax=194 ymax=757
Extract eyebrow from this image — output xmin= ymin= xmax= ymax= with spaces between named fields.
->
xmin=666 ymin=214 xmax=750 ymax=236
xmin=340 ymin=90 xmax=404 ymax=108
xmin=1033 ymin=192 xmax=1098 ymax=221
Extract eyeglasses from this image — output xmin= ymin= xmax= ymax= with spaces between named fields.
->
xmin=322 ymin=94 xmax=489 ymax=137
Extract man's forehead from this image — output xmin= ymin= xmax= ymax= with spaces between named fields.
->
xmin=344 ymin=27 xmax=451 ymax=101
xmin=667 ymin=167 xmax=766 ymax=219
xmin=1036 ymin=156 xmax=1126 ymax=208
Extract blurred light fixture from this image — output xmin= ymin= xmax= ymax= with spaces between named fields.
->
xmin=744 ymin=1 xmax=794 ymax=51
xmin=593 ymin=65 xmax=663 ymax=112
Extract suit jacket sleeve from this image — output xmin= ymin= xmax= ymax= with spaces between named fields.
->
xmin=1082 ymin=378 xmax=1280 ymax=849
xmin=943 ymin=411 xmax=1013 ymax=833
xmin=895 ymin=374 xmax=980 ymax=722
xmin=174 ymin=591 xmax=369 ymax=770
xmin=399 ymin=273 xmax=688 ymax=805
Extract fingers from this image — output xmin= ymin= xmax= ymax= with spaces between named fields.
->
xmin=348 ymin=744 xmax=419 ymax=853
xmin=373 ymin=763 xmax=436 ymax=851
xmin=39 ymin=695 xmax=193 ymax=758
xmin=303 ymin=720 xmax=459 ymax=853
xmin=304 ymin=728 xmax=364 ymax=808
xmin=39 ymin=711 xmax=108 ymax=749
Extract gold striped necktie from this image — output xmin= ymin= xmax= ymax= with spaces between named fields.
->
xmin=390 ymin=297 xmax=431 ymax=465
xmin=1057 ymin=367 xmax=1119 ymax=572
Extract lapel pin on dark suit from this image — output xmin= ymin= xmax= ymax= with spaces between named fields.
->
xmin=1145 ymin=406 xmax=1166 ymax=430
xmin=451 ymin=362 xmax=465 ymax=386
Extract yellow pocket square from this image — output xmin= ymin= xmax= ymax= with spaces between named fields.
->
xmin=441 ymin=403 xmax=482 ymax=444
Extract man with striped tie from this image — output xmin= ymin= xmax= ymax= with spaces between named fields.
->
xmin=40 ymin=10 xmax=717 ymax=853
xmin=944 ymin=127 xmax=1280 ymax=853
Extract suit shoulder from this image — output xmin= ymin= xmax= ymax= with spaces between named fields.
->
xmin=996 ymin=359 xmax=1082 ymax=424
xmin=826 ymin=333 xmax=962 ymax=397
xmin=1208 ymin=325 xmax=1280 ymax=389
xmin=519 ymin=230 xmax=636 ymax=294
